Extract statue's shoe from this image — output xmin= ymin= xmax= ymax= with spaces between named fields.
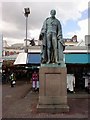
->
xmin=42 ymin=60 xmax=46 ymax=64
xmin=47 ymin=61 xmax=50 ymax=64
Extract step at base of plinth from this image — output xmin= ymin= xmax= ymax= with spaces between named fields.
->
xmin=37 ymin=104 xmax=69 ymax=113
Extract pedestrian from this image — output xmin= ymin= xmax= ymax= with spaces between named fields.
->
xmin=32 ymin=71 xmax=39 ymax=91
xmin=9 ymin=72 xmax=16 ymax=87
xmin=67 ymin=74 xmax=75 ymax=93
xmin=2 ymin=70 xmax=6 ymax=84
xmin=36 ymin=72 xmax=39 ymax=92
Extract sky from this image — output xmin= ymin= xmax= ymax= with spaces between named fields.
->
xmin=0 ymin=0 xmax=89 ymax=45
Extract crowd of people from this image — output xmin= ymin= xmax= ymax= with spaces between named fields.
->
xmin=2 ymin=69 xmax=39 ymax=91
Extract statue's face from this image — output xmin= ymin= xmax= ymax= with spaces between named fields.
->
xmin=50 ymin=10 xmax=56 ymax=18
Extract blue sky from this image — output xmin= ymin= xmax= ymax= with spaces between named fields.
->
xmin=63 ymin=8 xmax=88 ymax=39
xmin=80 ymin=9 xmax=88 ymax=20
xmin=62 ymin=20 xmax=80 ymax=38
xmin=0 ymin=0 xmax=89 ymax=45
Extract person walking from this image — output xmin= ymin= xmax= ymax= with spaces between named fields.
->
xmin=32 ymin=71 xmax=39 ymax=91
xmin=9 ymin=73 xmax=16 ymax=87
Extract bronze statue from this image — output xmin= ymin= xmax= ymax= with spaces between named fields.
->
xmin=39 ymin=9 xmax=64 ymax=64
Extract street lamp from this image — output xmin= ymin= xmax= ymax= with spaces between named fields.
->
xmin=24 ymin=8 xmax=30 ymax=53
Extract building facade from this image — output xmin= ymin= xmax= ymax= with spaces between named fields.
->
xmin=3 ymin=35 xmax=90 ymax=92
xmin=64 ymin=35 xmax=90 ymax=91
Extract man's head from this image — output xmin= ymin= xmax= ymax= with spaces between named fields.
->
xmin=50 ymin=9 xmax=56 ymax=18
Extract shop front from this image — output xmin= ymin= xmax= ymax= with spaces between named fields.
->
xmin=65 ymin=52 xmax=90 ymax=92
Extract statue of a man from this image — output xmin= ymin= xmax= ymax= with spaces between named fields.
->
xmin=39 ymin=9 xmax=64 ymax=64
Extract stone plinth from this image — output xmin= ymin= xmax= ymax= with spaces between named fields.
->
xmin=37 ymin=66 xmax=69 ymax=113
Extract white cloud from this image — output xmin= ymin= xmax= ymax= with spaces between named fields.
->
xmin=77 ymin=19 xmax=88 ymax=40
xmin=1 ymin=1 xmax=89 ymax=45
xmin=3 ymin=37 xmax=24 ymax=45
xmin=57 ymin=4 xmax=82 ymax=24
xmin=0 ymin=0 xmax=89 ymax=3
xmin=77 ymin=0 xmax=89 ymax=12
xmin=57 ymin=0 xmax=89 ymax=24
xmin=29 ymin=29 xmax=40 ymax=39
xmin=66 ymin=19 xmax=88 ymax=41
xmin=1 ymin=21 xmax=18 ymax=32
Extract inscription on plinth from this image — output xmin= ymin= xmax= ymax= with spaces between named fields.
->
xmin=37 ymin=66 xmax=69 ymax=113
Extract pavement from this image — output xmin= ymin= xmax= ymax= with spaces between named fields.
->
xmin=1 ymin=81 xmax=90 ymax=119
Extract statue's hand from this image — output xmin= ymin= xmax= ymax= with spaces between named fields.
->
xmin=58 ymin=39 xmax=64 ymax=45
xmin=39 ymin=33 xmax=44 ymax=40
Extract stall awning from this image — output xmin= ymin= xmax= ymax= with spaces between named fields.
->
xmin=27 ymin=53 xmax=41 ymax=64
xmin=65 ymin=53 xmax=90 ymax=64
xmin=14 ymin=53 xmax=41 ymax=65
xmin=14 ymin=53 xmax=27 ymax=65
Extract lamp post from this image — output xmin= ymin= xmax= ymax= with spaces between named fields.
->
xmin=24 ymin=8 xmax=30 ymax=53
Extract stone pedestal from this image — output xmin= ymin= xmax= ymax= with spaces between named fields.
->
xmin=37 ymin=65 xmax=69 ymax=113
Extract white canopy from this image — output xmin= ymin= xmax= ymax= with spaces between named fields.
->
xmin=14 ymin=53 xmax=27 ymax=65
